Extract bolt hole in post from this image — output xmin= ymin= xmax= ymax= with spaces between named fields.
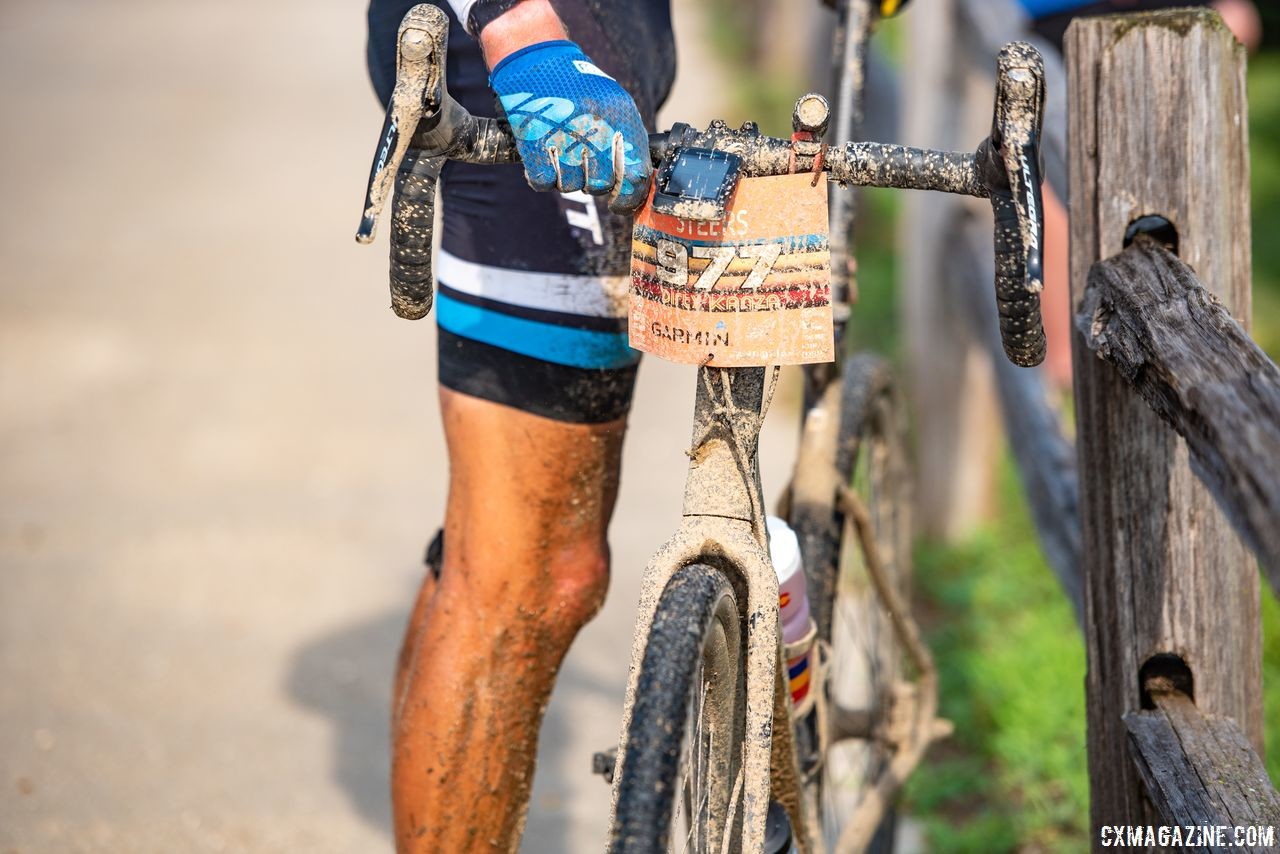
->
xmin=1122 ymin=214 xmax=1179 ymax=255
xmin=1138 ymin=653 xmax=1195 ymax=709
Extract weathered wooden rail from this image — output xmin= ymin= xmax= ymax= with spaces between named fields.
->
xmin=1125 ymin=672 xmax=1280 ymax=847
xmin=1081 ymin=237 xmax=1280 ymax=585
xmin=1068 ymin=9 xmax=1280 ymax=847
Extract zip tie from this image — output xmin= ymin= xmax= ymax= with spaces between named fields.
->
xmin=811 ymin=143 xmax=829 ymax=187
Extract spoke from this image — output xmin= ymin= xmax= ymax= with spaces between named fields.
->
xmin=829 ymin=484 xmax=953 ymax=853
xmin=718 ymin=766 xmax=745 ymax=854
xmin=837 ymin=485 xmax=933 ymax=683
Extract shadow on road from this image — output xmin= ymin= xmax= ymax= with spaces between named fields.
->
xmin=284 ymin=577 xmax=621 ymax=851
xmin=285 ymin=600 xmax=402 ymax=839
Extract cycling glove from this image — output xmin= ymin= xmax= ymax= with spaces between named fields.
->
xmin=490 ymin=40 xmax=651 ymax=213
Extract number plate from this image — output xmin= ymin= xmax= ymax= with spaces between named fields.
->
xmin=629 ymin=172 xmax=834 ymax=367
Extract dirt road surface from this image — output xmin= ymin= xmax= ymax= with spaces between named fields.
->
xmin=0 ymin=1 xmax=803 ymax=851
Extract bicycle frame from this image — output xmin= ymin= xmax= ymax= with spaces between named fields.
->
xmin=607 ymin=364 xmax=812 ymax=852
xmin=606 ymin=9 xmax=889 ymax=833
xmin=607 ymin=6 xmax=880 ymax=847
xmin=605 ymin=357 xmax=922 ymax=854
xmin=606 ymin=365 xmax=939 ymax=853
xmin=604 ymin=358 xmax=936 ymax=854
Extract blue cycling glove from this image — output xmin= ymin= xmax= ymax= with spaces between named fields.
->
xmin=490 ymin=40 xmax=651 ymax=213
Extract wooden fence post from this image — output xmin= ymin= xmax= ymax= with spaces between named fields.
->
xmin=1067 ymin=9 xmax=1261 ymax=839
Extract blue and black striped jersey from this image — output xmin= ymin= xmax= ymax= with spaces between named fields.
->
xmin=367 ymin=0 xmax=674 ymax=125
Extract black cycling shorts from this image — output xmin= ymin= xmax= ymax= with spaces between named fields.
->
xmin=366 ymin=0 xmax=674 ymax=423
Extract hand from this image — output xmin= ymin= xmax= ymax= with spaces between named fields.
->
xmin=1212 ymin=0 xmax=1261 ymax=53
xmin=488 ymin=40 xmax=651 ymax=213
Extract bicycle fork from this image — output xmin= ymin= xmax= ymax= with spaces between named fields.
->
xmin=608 ymin=366 xmax=815 ymax=852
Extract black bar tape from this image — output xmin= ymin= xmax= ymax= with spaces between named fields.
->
xmin=448 ymin=117 xmax=521 ymax=165
xmin=411 ymin=105 xmax=520 ymax=166
xmin=991 ymin=192 xmax=1046 ymax=367
xmin=389 ymin=147 xmax=444 ymax=320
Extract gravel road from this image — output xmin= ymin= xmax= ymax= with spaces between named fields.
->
xmin=0 ymin=1 xmax=803 ymax=851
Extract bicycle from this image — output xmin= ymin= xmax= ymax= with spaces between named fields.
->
xmin=355 ymin=4 xmax=1046 ymax=851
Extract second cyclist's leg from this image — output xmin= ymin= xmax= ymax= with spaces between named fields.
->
xmin=393 ymin=390 xmax=625 ymax=851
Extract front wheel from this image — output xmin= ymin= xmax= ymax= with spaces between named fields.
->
xmin=611 ymin=564 xmax=747 ymax=854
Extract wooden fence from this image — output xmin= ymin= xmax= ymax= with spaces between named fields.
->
xmin=906 ymin=3 xmax=1280 ymax=847
xmin=1077 ymin=236 xmax=1280 ymax=845
xmin=1082 ymin=238 xmax=1280 ymax=582
xmin=1067 ymin=9 xmax=1280 ymax=847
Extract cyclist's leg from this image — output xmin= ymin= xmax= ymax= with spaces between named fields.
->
xmin=390 ymin=209 xmax=640 ymax=849
xmin=392 ymin=390 xmax=624 ymax=851
xmin=366 ymin=3 xmax=674 ymax=849
xmin=390 ymin=219 xmax=640 ymax=847
xmin=391 ymin=260 xmax=638 ymax=851
xmin=392 ymin=560 xmax=435 ymax=731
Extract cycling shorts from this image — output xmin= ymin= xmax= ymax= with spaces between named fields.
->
xmin=366 ymin=0 xmax=675 ymax=423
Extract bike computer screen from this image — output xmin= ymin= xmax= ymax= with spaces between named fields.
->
xmin=651 ymin=147 xmax=742 ymax=222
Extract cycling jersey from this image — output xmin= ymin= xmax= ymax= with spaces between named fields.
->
xmin=1016 ymin=0 xmax=1097 ymax=15
xmin=367 ymin=0 xmax=675 ymax=423
xmin=1017 ymin=0 xmax=1210 ymax=50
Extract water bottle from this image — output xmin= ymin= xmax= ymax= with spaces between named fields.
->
xmin=766 ymin=516 xmax=813 ymax=710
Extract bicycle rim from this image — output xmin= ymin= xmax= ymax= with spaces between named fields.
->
xmin=612 ymin=564 xmax=747 ymax=854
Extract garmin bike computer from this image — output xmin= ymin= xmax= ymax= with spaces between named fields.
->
xmin=651 ymin=147 xmax=743 ymax=222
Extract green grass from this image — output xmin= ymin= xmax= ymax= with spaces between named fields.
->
xmin=846 ymin=188 xmax=904 ymax=360
xmin=1249 ymin=51 xmax=1280 ymax=358
xmin=903 ymin=466 xmax=1280 ymax=852
xmin=904 ymin=459 xmax=1089 ymax=852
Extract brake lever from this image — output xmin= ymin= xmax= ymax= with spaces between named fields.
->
xmin=992 ymin=42 xmax=1046 ymax=292
xmin=355 ymin=4 xmax=448 ymax=244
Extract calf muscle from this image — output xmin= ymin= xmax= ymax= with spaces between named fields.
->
xmin=392 ymin=388 xmax=626 ymax=852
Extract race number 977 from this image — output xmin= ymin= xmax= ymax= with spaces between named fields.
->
xmin=655 ymin=238 xmax=782 ymax=291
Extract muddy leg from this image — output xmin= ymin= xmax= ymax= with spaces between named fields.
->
xmin=392 ymin=387 xmax=625 ymax=853
xmin=394 ymin=566 xmax=437 ymax=732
